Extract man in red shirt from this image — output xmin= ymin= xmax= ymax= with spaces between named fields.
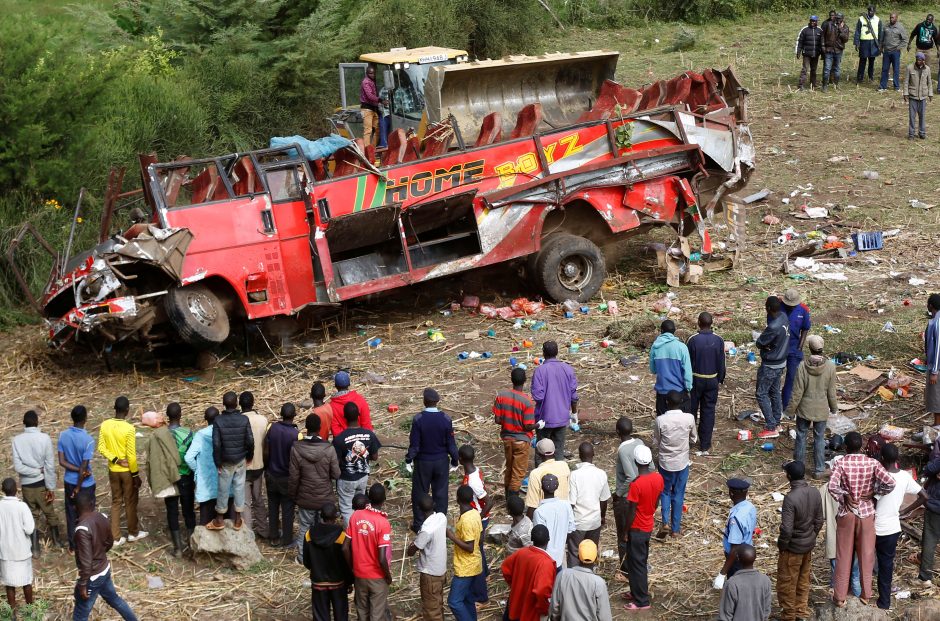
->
xmin=501 ymin=524 xmax=556 ymax=621
xmin=493 ymin=368 xmax=536 ymax=497
xmin=623 ymin=445 xmax=664 ymax=612
xmin=343 ymin=483 xmax=392 ymax=621
xmin=330 ymin=372 xmax=373 ymax=437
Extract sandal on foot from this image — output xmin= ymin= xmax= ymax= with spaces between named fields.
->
xmin=624 ymin=603 xmax=651 ymax=611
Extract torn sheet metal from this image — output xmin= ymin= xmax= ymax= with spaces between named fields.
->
xmin=114 ymin=226 xmax=194 ymax=280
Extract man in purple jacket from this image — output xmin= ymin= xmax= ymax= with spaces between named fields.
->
xmin=360 ymin=66 xmax=386 ymax=147
xmin=531 ymin=341 xmax=578 ymax=464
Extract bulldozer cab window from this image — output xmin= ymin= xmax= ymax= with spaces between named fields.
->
xmin=339 ymin=63 xmax=368 ymax=109
xmin=388 ymin=61 xmax=449 ymax=121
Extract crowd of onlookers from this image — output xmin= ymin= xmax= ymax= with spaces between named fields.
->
xmin=0 ymin=289 xmax=938 ymax=621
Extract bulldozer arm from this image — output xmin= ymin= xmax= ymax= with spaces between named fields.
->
xmin=424 ymin=50 xmax=619 ymax=139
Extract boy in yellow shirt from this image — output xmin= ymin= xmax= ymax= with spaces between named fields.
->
xmin=447 ymin=485 xmax=485 ymax=621
xmin=97 ymin=396 xmax=146 ymax=545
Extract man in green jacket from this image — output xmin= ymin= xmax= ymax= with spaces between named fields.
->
xmin=786 ymin=335 xmax=837 ymax=479
xmin=146 ymin=411 xmax=184 ymax=555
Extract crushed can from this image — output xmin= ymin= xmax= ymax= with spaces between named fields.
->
xmin=737 ymin=430 xmax=753 ymax=441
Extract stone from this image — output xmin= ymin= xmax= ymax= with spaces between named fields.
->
xmin=900 ymin=599 xmax=940 ymax=621
xmin=811 ymin=598 xmax=888 ymax=621
xmin=190 ymin=522 xmax=264 ymax=571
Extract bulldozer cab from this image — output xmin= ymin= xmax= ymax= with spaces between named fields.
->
xmin=334 ymin=46 xmax=469 ymax=140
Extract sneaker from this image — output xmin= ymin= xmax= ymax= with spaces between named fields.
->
xmin=877 ymin=88 xmax=887 ymax=92
xmin=128 ymin=531 xmax=148 ymax=542
xmin=915 ymin=578 xmax=934 ymax=587
xmin=112 ymin=536 xmax=127 ymax=547
xmin=695 ymin=450 xmax=710 ymax=457
xmin=758 ymin=429 xmax=780 ymax=439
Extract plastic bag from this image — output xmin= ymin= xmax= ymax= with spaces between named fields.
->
xmin=510 ymin=297 xmax=544 ymax=315
xmin=878 ymin=424 xmax=908 ymax=441
xmin=479 ymin=304 xmax=498 ymax=319
xmin=827 ymin=413 xmax=857 ymax=435
xmin=270 ymin=134 xmax=352 ymax=160
xmin=141 ymin=411 xmax=164 ymax=428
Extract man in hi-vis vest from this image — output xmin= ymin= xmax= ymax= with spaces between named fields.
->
xmin=854 ymin=5 xmax=884 ymax=83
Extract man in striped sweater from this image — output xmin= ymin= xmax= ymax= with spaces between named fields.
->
xmin=493 ymin=368 xmax=536 ymax=497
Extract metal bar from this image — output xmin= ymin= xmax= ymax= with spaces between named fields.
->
xmin=63 ymin=188 xmax=86 ymax=269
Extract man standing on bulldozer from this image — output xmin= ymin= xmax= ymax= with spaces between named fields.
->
xmin=360 ymin=66 xmax=387 ymax=147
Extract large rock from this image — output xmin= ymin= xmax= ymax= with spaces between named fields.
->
xmin=190 ymin=522 xmax=264 ymax=570
xmin=900 ymin=599 xmax=940 ymax=621
xmin=811 ymin=598 xmax=888 ymax=621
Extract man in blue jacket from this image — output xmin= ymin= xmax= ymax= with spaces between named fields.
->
xmin=687 ymin=312 xmax=725 ymax=455
xmin=756 ymin=296 xmax=790 ymax=440
xmin=781 ymin=289 xmax=812 ymax=411
xmin=649 ymin=320 xmax=692 ymax=415
xmin=405 ymin=388 xmax=459 ymax=533
xmin=925 ymin=293 xmax=940 ymax=426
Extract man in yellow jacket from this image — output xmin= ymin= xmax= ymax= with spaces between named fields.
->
xmin=97 ymin=396 xmax=147 ymax=545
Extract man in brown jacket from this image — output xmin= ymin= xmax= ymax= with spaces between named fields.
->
xmin=72 ymin=490 xmax=138 ymax=621
xmin=786 ymin=334 xmax=837 ymax=479
xmin=776 ymin=461 xmax=823 ymax=621
xmin=289 ymin=414 xmax=340 ymax=562
xmin=904 ymin=52 xmax=933 ymax=139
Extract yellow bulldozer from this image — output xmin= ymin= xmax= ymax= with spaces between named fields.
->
xmin=331 ymin=46 xmax=620 ymax=145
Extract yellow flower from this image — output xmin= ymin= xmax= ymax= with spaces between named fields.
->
xmin=76 ymin=217 xmax=83 ymax=223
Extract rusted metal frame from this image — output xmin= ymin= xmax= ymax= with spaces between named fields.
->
xmin=532 ymin=134 xmax=550 ymax=173
xmin=4 ymin=223 xmax=60 ymax=313
xmin=63 ymin=189 xmax=86 ymax=270
xmin=483 ymin=143 xmax=701 ymax=204
xmin=100 ymin=167 xmax=124 ymax=243
xmin=604 ymin=119 xmax=618 ymax=154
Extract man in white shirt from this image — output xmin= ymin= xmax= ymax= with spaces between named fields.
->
xmin=239 ymin=392 xmax=268 ymax=538
xmin=0 ymin=478 xmax=35 ymax=611
xmin=567 ymin=442 xmax=611 ymax=567
xmin=408 ymin=494 xmax=447 ymax=621
xmin=533 ymin=474 xmax=575 ymax=569
xmin=873 ymin=444 xmax=926 ymax=610
xmin=652 ymin=390 xmax=697 ymax=539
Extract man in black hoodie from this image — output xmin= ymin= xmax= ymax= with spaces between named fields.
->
xmin=289 ymin=414 xmax=341 ymax=563
xmin=209 ymin=392 xmax=254 ymax=531
xmin=304 ymin=503 xmax=352 ymax=621
xmin=755 ymin=296 xmax=790 ymax=440
xmin=796 ymin=15 xmax=824 ymax=89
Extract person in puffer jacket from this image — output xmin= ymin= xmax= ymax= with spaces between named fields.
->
xmin=289 ymin=413 xmax=340 ymax=562
xmin=787 ymin=335 xmax=838 ymax=478
xmin=796 ymin=15 xmax=824 ymax=89
xmin=649 ymin=320 xmax=692 ymax=415
xmin=755 ymin=296 xmax=790 ymax=440
xmin=209 ymin=392 xmax=254 ymax=531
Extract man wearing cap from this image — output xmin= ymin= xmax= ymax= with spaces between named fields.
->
xmin=878 ymin=12 xmax=906 ymax=91
xmin=405 ymin=388 xmax=459 ymax=532
xmin=649 ymin=320 xmax=692 ymax=416
xmin=796 ymin=15 xmax=824 ymax=89
xmin=623 ymin=445 xmax=662 ymax=612
xmin=904 ymin=51 xmax=933 ymax=139
xmin=502 ymin=524 xmax=557 ymax=621
xmin=525 ymin=440 xmax=571 ymax=519
xmin=532 ymin=474 xmax=575 ymax=570
xmin=780 ymin=289 xmax=811 ymax=412
xmin=822 ymin=11 xmax=851 ymax=90
xmin=717 ymin=544 xmax=771 ymax=621
xmin=531 ymin=341 xmax=578 ymax=464
xmin=785 ymin=334 xmax=838 ymax=479
xmin=329 ymin=371 xmax=372 ymax=437
xmin=854 ymin=5 xmax=883 ymax=83
xmin=908 ymin=14 xmax=939 ymax=78
xmin=776 ymin=461 xmax=823 ymax=621
xmin=756 ymin=296 xmax=790 ymax=440
xmin=714 ymin=478 xmax=757 ymax=589
xmin=687 ymin=312 xmax=725 ymax=456
xmin=549 ymin=540 xmax=613 ymax=621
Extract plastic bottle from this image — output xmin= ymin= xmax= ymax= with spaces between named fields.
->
xmin=564 ymin=311 xmax=574 ymax=319
xmin=531 ymin=321 xmax=546 ymax=331
xmin=562 ymin=300 xmax=580 ymax=312
xmin=509 ymin=357 xmax=518 ymax=367
xmin=569 ymin=343 xmax=580 ymax=353
xmin=457 ymin=351 xmax=469 ymax=360
xmin=761 ymin=442 xmax=774 ymax=451
xmin=368 ymin=338 xmax=383 ymax=348
xmin=747 ymin=352 xmax=757 ymax=363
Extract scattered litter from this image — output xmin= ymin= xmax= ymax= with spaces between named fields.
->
xmin=511 ymin=297 xmax=544 ymax=315
xmin=737 ymin=429 xmax=753 ymax=441
xmin=427 ymin=329 xmax=445 ymax=341
xmin=895 ymin=591 xmax=911 ymax=600
xmin=793 ymin=257 xmax=817 ymax=270
xmin=771 ymin=492 xmax=785 ymax=502
xmin=362 ymin=371 xmax=385 ymax=384
xmin=827 ymin=413 xmax=857 ymax=434
xmin=762 ymin=214 xmax=781 ymax=225
xmin=748 ymin=411 xmax=765 ymax=423
xmin=827 ymin=155 xmax=849 ymax=163
xmin=909 ymin=277 xmax=927 ymax=286
xmin=141 ymin=411 xmax=162 ymax=428
xmin=911 ymin=358 xmax=929 ymax=373
xmin=823 ymin=325 xmax=842 ymax=334
xmin=461 ymin=295 xmax=480 ymax=310
xmin=760 ymin=443 xmax=774 ymax=451
xmin=802 ymin=206 xmax=829 ymax=219
xmin=814 ymin=273 xmax=848 ymax=281
xmin=743 ymin=189 xmax=771 ymax=204
xmin=909 ymin=199 xmax=934 ymax=210
xmin=877 ymin=386 xmax=895 ymax=401
xmin=852 ymin=231 xmax=883 ymax=251
xmin=367 ymin=338 xmax=382 ymax=349
xmin=861 ymin=170 xmax=880 ymax=180
xmin=463 ymin=331 xmax=479 ymax=340
xmin=782 ymin=197 xmax=790 ymax=204
xmin=601 ymin=550 xmax=615 ymax=559
xmin=818 ymin=115 xmax=833 ymax=120
xmin=147 ymin=576 xmax=165 ymax=589
xmin=849 ymin=365 xmax=882 ymax=381
xmin=882 ymin=321 xmax=896 ymax=333
xmin=387 ymin=404 xmax=399 ymax=413
xmin=879 ymin=424 xmax=908 ymax=441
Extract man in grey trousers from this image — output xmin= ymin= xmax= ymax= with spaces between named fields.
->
xmin=904 ymin=52 xmax=933 ymax=139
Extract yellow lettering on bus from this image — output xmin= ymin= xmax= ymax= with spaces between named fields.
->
xmin=558 ymin=134 xmax=584 ymax=158
xmin=495 ymin=161 xmax=516 ymax=189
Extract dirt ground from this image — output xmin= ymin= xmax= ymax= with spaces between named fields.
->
xmin=4 ymin=7 xmax=940 ymax=621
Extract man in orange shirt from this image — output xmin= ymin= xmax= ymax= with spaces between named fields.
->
xmin=309 ymin=382 xmax=333 ymax=440
xmin=501 ymin=524 xmax=556 ymax=621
